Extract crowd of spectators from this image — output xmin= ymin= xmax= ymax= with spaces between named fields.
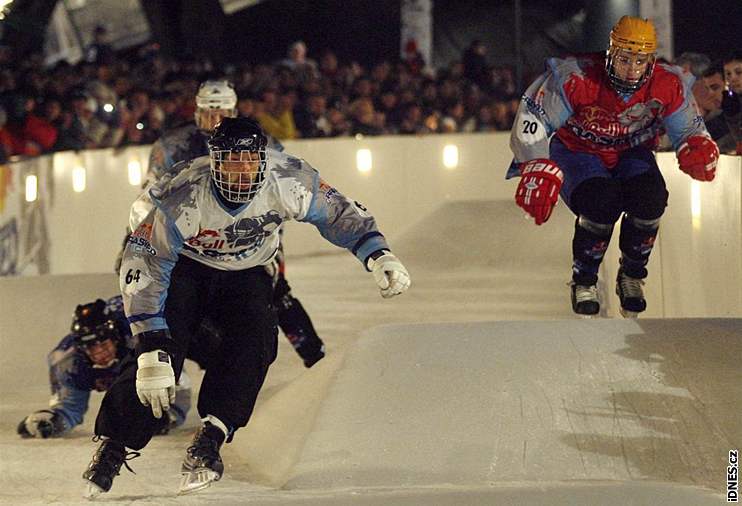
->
xmin=673 ymin=50 xmax=742 ymax=155
xmin=0 ymin=38 xmax=521 ymax=162
xmin=1 ymin=36 xmax=740 ymax=163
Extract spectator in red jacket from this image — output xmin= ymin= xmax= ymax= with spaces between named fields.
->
xmin=0 ymin=90 xmax=57 ymax=157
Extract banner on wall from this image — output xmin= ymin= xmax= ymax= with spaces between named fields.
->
xmin=400 ymin=0 xmax=432 ymax=69
xmin=0 ymin=160 xmax=52 ymax=276
xmin=639 ymin=0 xmax=673 ymax=61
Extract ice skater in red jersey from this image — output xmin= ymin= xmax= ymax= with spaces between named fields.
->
xmin=507 ymin=16 xmax=719 ymax=317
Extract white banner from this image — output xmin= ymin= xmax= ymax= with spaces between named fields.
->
xmin=0 ymin=159 xmax=52 ymax=276
xmin=640 ymin=0 xmax=673 ymax=61
xmin=400 ymin=0 xmax=432 ymax=68
xmin=44 ymin=1 xmax=83 ymax=66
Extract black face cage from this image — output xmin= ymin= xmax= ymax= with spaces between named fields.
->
xmin=209 ymin=149 xmax=268 ymax=203
xmin=605 ymin=47 xmax=656 ymax=95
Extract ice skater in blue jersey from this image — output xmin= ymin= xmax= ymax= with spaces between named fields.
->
xmin=17 ymin=297 xmax=191 ymax=439
xmin=126 ymin=79 xmax=325 ymax=367
xmin=82 ymin=117 xmax=410 ymax=497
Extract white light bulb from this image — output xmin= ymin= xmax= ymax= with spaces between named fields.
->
xmin=690 ymin=181 xmax=701 ymax=229
xmin=128 ymin=160 xmax=142 ymax=186
xmin=443 ymin=144 xmax=459 ymax=169
xmin=25 ymin=175 xmax=37 ymax=202
xmin=72 ymin=166 xmax=86 ymax=192
xmin=356 ymin=149 xmax=372 ymax=173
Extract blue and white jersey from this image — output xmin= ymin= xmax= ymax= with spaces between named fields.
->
xmin=147 ymin=123 xmax=208 ymax=184
xmin=147 ymin=121 xmax=285 ymax=185
xmin=121 ymin=148 xmax=389 ymax=336
xmin=46 ymin=296 xmax=132 ymax=433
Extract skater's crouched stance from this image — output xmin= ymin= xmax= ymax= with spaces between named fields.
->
xmin=82 ymin=117 xmax=410 ymax=497
xmin=507 ymin=16 xmax=719 ymax=317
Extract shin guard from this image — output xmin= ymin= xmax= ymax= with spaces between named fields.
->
xmin=618 ymin=214 xmax=660 ymax=279
xmin=572 ymin=216 xmax=614 ymax=286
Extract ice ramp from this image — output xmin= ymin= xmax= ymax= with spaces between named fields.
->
xmin=277 ymin=318 xmax=738 ymax=504
xmin=391 ymin=199 xmax=574 ymax=270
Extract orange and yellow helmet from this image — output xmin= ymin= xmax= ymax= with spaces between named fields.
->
xmin=606 ymin=16 xmax=658 ymax=94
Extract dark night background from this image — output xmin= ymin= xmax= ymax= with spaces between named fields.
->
xmin=1 ymin=0 xmax=740 ymax=68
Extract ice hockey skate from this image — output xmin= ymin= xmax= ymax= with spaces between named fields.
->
xmin=570 ymin=282 xmax=600 ymax=318
xmin=178 ymin=422 xmax=225 ymax=495
xmin=82 ymin=437 xmax=139 ymax=498
xmin=616 ymin=268 xmax=646 ymax=318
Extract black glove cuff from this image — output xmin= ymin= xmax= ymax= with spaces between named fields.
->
xmin=134 ymin=329 xmax=181 ymax=358
xmin=364 ymin=249 xmax=390 ymax=272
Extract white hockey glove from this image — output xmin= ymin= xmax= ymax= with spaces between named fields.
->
xmin=369 ymin=251 xmax=411 ymax=298
xmin=136 ymin=349 xmax=176 ymax=419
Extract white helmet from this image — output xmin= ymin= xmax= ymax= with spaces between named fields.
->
xmin=195 ymin=80 xmax=237 ymax=132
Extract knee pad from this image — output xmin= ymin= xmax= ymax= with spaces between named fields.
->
xmin=624 ymin=213 xmax=661 ymax=231
xmin=622 ymin=172 xmax=668 ymax=220
xmin=570 ymin=177 xmax=623 ymax=224
xmin=577 ymin=215 xmax=615 ymax=237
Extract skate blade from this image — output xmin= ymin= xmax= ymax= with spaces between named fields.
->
xmin=619 ymin=308 xmax=639 ymax=319
xmin=82 ymin=480 xmax=105 ymax=500
xmin=178 ymin=469 xmax=220 ymax=495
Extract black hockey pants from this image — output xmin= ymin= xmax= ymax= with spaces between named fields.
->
xmin=95 ymin=255 xmax=278 ymax=450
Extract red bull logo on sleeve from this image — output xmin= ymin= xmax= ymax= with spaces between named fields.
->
xmin=132 ymin=223 xmax=153 ymax=241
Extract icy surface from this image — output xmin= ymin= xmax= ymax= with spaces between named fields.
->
xmin=0 ymin=202 xmax=737 ymax=504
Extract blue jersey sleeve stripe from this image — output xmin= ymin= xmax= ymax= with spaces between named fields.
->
xmin=303 ymin=171 xmax=321 ymax=223
xmin=351 ymin=231 xmax=384 ymax=255
xmin=128 ymin=311 xmax=165 ymax=323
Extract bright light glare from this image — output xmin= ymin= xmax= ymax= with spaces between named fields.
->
xmin=25 ymin=175 xmax=37 ymax=202
xmin=72 ymin=166 xmax=86 ymax=192
xmin=0 ymin=0 xmax=12 ymax=20
xmin=356 ymin=149 xmax=372 ymax=172
xmin=443 ymin=144 xmax=459 ymax=169
xmin=128 ymin=160 xmax=142 ymax=186
xmin=690 ymin=181 xmax=701 ymax=229
xmin=103 ymin=103 xmax=114 ymax=113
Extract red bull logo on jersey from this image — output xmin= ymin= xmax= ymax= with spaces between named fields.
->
xmin=575 ymin=106 xmax=623 ymax=137
xmin=185 ymin=211 xmax=283 ymax=259
xmin=566 ymin=102 xmax=663 ymax=148
xmin=187 ymin=228 xmax=226 ymax=250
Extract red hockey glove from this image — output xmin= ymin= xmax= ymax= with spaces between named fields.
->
xmin=515 ymin=159 xmax=564 ymax=225
xmin=677 ymin=136 xmax=719 ymax=182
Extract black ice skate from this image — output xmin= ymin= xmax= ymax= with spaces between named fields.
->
xmin=616 ymin=268 xmax=646 ymax=318
xmin=570 ymin=282 xmax=600 ymax=317
xmin=179 ymin=422 xmax=225 ymax=495
xmin=82 ymin=437 xmax=140 ymax=498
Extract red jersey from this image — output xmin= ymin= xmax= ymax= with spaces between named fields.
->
xmin=508 ymin=54 xmax=709 ymax=175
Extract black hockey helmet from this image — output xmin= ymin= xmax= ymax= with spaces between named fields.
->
xmin=208 ymin=116 xmax=267 ymax=152
xmin=71 ymin=299 xmax=120 ymax=347
xmin=207 ymin=117 xmax=268 ymax=203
